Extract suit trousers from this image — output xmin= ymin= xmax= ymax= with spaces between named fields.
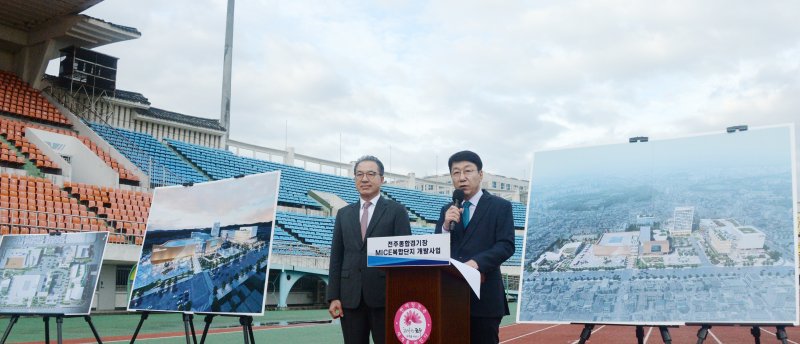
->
xmin=470 ymin=316 xmax=502 ymax=344
xmin=340 ymin=296 xmax=385 ymax=344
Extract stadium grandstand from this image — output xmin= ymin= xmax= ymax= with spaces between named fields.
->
xmin=3 ymin=2 xmax=800 ymax=344
xmin=0 ymin=0 xmax=527 ymax=315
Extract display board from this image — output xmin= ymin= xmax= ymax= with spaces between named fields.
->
xmin=518 ymin=125 xmax=798 ymax=325
xmin=0 ymin=231 xmax=109 ymax=315
xmin=128 ymin=171 xmax=280 ymax=315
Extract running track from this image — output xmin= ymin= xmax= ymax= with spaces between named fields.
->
xmin=499 ymin=323 xmax=800 ymax=343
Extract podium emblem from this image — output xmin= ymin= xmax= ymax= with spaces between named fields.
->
xmin=393 ymin=301 xmax=432 ymax=344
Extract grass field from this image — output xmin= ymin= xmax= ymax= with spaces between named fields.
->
xmin=0 ymin=303 xmax=518 ymax=343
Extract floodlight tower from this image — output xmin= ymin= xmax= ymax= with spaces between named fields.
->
xmin=220 ymin=0 xmax=235 ymax=148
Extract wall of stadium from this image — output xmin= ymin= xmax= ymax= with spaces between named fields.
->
xmin=0 ymin=51 xmax=11 ymax=71
xmin=45 ymin=85 xmax=225 ymax=149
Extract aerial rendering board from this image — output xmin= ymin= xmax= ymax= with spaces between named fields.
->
xmin=128 ymin=171 xmax=280 ymax=315
xmin=0 ymin=231 xmax=108 ymax=315
xmin=518 ymin=125 xmax=798 ymax=325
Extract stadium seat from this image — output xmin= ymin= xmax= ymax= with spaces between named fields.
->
xmin=0 ymin=173 xmax=123 ymax=240
xmin=0 ymin=117 xmax=60 ymax=172
xmin=0 ymin=71 xmax=71 ymax=126
xmin=89 ymin=123 xmax=207 ymax=186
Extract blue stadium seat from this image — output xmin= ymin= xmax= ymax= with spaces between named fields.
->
xmin=381 ymin=185 xmax=451 ymax=222
xmin=164 ymin=138 xmax=528 ymax=227
xmin=89 ymin=123 xmax=207 ymax=186
xmin=275 ymin=212 xmax=335 ymax=249
xmin=503 ymin=236 xmax=524 ymax=266
xmin=166 ymin=139 xmax=359 ymax=208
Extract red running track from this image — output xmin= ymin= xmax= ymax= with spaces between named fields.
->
xmin=499 ymin=323 xmax=800 ymax=343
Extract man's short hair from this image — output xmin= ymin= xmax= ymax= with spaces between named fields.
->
xmin=354 ymin=155 xmax=385 ymax=176
xmin=448 ymin=150 xmax=482 ymax=172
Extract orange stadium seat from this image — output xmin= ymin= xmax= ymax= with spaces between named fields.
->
xmin=0 ymin=173 xmax=135 ymax=242
xmin=0 ymin=71 xmax=70 ymax=125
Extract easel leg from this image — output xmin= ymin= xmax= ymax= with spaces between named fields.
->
xmin=577 ymin=324 xmax=594 ymax=344
xmin=130 ymin=312 xmax=149 ymax=344
xmin=247 ymin=317 xmax=255 ymax=344
xmin=659 ymin=326 xmax=672 ymax=344
xmin=239 ymin=316 xmax=254 ymax=344
xmin=44 ymin=316 xmax=50 ymax=344
xmin=188 ymin=314 xmax=197 ymax=344
xmin=635 ymin=326 xmax=644 ymax=344
xmin=182 ymin=313 xmax=196 ymax=344
xmin=200 ymin=315 xmax=215 ymax=344
xmin=85 ymin=315 xmax=103 ymax=343
xmin=775 ymin=326 xmax=788 ymax=344
xmin=750 ymin=326 xmax=761 ymax=344
xmin=750 ymin=326 xmax=760 ymax=344
xmin=695 ymin=325 xmax=711 ymax=344
xmin=1 ymin=315 xmax=19 ymax=344
xmin=56 ymin=316 xmax=63 ymax=344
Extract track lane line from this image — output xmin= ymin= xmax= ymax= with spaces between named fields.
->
xmin=644 ymin=326 xmax=653 ymax=343
xmin=760 ymin=328 xmax=800 ymax=344
xmin=707 ymin=329 xmax=723 ymax=344
xmin=569 ymin=325 xmax=606 ymax=344
xmin=499 ymin=324 xmax=561 ymax=343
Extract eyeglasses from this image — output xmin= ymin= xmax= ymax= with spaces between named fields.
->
xmin=450 ymin=169 xmax=477 ymax=178
xmin=355 ymin=171 xmax=380 ymax=180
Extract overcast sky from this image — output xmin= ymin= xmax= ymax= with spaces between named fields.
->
xmin=66 ymin=0 xmax=800 ymax=181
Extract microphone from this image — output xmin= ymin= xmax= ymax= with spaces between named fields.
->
xmin=450 ymin=189 xmax=465 ymax=230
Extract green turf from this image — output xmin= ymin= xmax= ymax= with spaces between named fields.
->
xmin=0 ymin=303 xmax=517 ymax=343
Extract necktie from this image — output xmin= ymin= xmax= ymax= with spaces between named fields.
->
xmin=361 ymin=201 xmax=371 ymax=240
xmin=462 ymin=201 xmax=472 ymax=228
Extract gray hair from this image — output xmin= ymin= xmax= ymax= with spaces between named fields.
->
xmin=354 ymin=155 xmax=385 ymax=176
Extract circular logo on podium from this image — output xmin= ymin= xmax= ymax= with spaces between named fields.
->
xmin=393 ymin=301 xmax=432 ymax=344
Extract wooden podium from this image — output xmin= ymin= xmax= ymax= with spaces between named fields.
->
xmin=384 ymin=265 xmax=471 ymax=344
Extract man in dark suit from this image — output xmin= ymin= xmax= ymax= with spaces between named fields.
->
xmin=435 ymin=150 xmax=515 ymax=344
xmin=327 ymin=155 xmax=412 ymax=344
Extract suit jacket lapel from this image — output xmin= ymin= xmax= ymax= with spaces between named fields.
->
xmin=458 ymin=191 xmax=491 ymax=252
xmin=348 ymin=203 xmax=363 ymax=247
xmin=361 ymin=197 xmax=387 ymax=249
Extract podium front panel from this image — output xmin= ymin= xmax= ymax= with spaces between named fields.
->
xmin=385 ymin=266 xmax=470 ymax=344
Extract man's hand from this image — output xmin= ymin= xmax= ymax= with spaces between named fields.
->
xmin=444 ymin=206 xmax=463 ymax=230
xmin=465 ymin=259 xmax=479 ymax=270
xmin=329 ymin=300 xmax=344 ymax=319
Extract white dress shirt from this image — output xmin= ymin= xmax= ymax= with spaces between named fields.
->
xmin=359 ymin=194 xmax=380 ymax=226
xmin=443 ymin=189 xmax=483 ymax=232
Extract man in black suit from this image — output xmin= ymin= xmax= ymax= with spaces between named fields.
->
xmin=435 ymin=150 xmax=515 ymax=344
xmin=327 ymin=155 xmax=412 ymax=344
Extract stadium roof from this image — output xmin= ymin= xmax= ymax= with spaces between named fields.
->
xmin=0 ymin=0 xmax=102 ymax=31
xmin=111 ymin=89 xmax=151 ymax=106
xmin=0 ymin=1 xmax=140 ymax=50
xmin=135 ymin=107 xmax=226 ymax=132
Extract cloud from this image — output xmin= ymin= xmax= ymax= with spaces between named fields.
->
xmin=79 ymin=0 xmax=800 ymax=186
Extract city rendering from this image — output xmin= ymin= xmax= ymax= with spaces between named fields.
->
xmin=0 ymin=232 xmax=108 ymax=315
xmin=518 ymin=126 xmax=798 ymax=324
xmin=128 ymin=222 xmax=272 ymax=314
xmin=128 ymin=172 xmax=279 ymax=315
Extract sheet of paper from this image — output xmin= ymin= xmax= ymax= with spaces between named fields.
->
xmin=450 ymin=258 xmax=481 ymax=299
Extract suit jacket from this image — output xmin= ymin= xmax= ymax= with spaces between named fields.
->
xmin=435 ymin=190 xmax=515 ymax=318
xmin=327 ymin=196 xmax=412 ymax=309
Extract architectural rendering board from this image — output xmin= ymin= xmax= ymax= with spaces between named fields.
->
xmin=128 ymin=171 xmax=280 ymax=315
xmin=0 ymin=232 xmax=109 ymax=315
xmin=518 ymin=125 xmax=799 ymax=325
